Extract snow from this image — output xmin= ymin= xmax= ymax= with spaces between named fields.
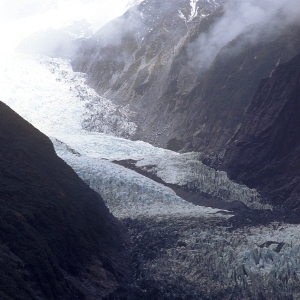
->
xmin=178 ymin=0 xmax=220 ymax=24
xmin=189 ymin=0 xmax=200 ymax=22
xmin=178 ymin=0 xmax=199 ymax=23
xmin=178 ymin=10 xmax=186 ymax=21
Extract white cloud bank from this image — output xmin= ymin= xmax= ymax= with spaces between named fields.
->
xmin=192 ymin=0 xmax=300 ymax=70
xmin=0 ymin=0 xmax=136 ymax=56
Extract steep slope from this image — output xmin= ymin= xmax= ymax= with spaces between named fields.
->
xmin=222 ymin=52 xmax=300 ymax=211
xmin=0 ymin=101 xmax=133 ymax=299
xmin=72 ymin=0 xmax=300 ymax=152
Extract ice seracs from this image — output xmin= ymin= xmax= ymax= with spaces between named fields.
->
xmin=134 ymin=151 xmax=267 ymax=209
xmin=0 ymin=54 xmax=137 ymax=138
xmin=126 ymin=216 xmax=300 ymax=299
xmin=54 ymin=143 xmax=227 ymax=219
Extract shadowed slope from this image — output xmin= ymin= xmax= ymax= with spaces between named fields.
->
xmin=0 ymin=101 xmax=133 ymax=299
xmin=222 ymin=53 xmax=300 ymax=211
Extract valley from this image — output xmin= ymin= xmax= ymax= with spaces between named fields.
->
xmin=1 ymin=0 xmax=300 ymax=298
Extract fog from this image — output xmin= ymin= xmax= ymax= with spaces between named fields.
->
xmin=1 ymin=0 xmax=300 ymax=64
xmin=0 ymin=0 xmax=135 ymax=57
xmin=191 ymin=0 xmax=300 ymax=70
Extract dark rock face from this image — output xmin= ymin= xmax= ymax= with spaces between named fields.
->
xmin=222 ymin=52 xmax=300 ymax=211
xmin=0 ymin=102 xmax=133 ymax=299
xmin=72 ymin=0 xmax=300 ymax=152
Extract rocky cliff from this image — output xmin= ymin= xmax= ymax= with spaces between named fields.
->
xmin=222 ymin=52 xmax=300 ymax=211
xmin=72 ymin=0 xmax=300 ymax=153
xmin=0 ymin=101 xmax=133 ymax=299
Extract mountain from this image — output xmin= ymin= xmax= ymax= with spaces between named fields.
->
xmin=72 ymin=0 xmax=300 ymax=152
xmin=222 ymin=52 xmax=300 ymax=212
xmin=0 ymin=101 xmax=133 ymax=299
xmin=3 ymin=0 xmax=300 ymax=299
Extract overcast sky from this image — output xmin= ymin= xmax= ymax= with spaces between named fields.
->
xmin=0 ymin=0 xmax=133 ymax=56
xmin=2 ymin=0 xmax=299 ymax=62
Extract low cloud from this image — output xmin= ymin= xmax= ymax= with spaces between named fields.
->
xmin=190 ymin=0 xmax=300 ymax=70
xmin=0 ymin=0 xmax=135 ymax=57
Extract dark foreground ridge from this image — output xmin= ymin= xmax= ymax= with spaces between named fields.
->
xmin=0 ymin=101 xmax=133 ymax=299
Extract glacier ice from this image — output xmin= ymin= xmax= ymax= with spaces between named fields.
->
xmin=0 ymin=52 xmax=269 ymax=214
xmin=1 ymin=52 xmax=299 ymax=299
xmin=127 ymin=218 xmax=300 ymax=299
xmin=135 ymin=151 xmax=269 ymax=209
xmin=0 ymin=54 xmax=137 ymax=139
xmin=53 ymin=138 xmax=227 ymax=220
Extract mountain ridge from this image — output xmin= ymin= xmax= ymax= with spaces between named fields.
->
xmin=72 ymin=0 xmax=300 ymax=152
xmin=0 ymin=101 xmax=133 ymax=299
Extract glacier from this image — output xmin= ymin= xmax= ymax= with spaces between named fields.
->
xmin=0 ymin=53 xmax=264 ymax=211
xmin=53 ymin=139 xmax=225 ymax=219
xmin=1 ymin=52 xmax=300 ymax=298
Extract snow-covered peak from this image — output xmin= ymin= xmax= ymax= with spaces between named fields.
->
xmin=178 ymin=0 xmax=221 ymax=23
xmin=179 ymin=0 xmax=200 ymax=23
